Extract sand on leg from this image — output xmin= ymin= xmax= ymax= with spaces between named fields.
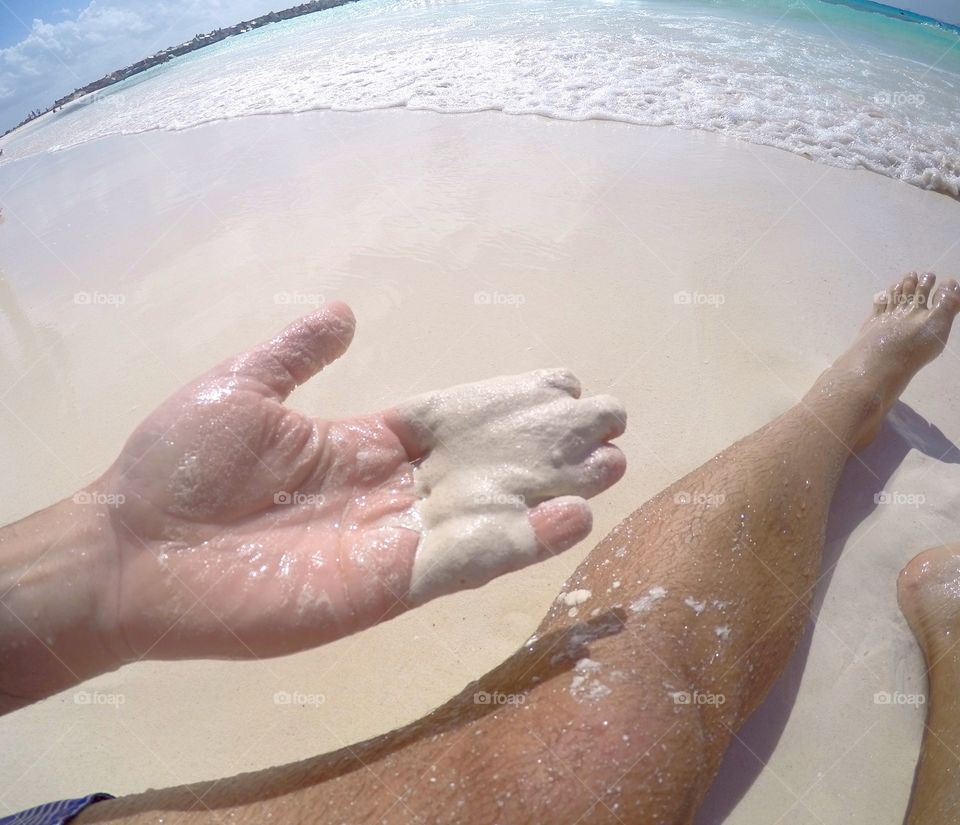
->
xmin=75 ymin=273 xmax=960 ymax=825
xmin=420 ymin=270 xmax=960 ymax=824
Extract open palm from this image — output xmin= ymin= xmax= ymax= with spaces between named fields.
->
xmin=93 ymin=303 xmax=625 ymax=662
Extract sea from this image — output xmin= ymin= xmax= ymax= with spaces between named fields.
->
xmin=1 ymin=0 xmax=958 ymax=195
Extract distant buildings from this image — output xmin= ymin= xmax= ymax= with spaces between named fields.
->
xmin=2 ymin=0 xmax=359 ymax=138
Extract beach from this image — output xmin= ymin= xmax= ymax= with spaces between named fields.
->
xmin=1 ymin=107 xmax=959 ymax=823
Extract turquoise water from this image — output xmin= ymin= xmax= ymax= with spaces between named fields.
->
xmin=1 ymin=0 xmax=958 ymax=194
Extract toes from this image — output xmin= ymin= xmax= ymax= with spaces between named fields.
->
xmin=915 ymin=271 xmax=937 ymax=308
xmin=900 ymin=272 xmax=919 ymax=302
xmin=529 ymin=496 xmax=593 ymax=559
xmin=932 ymin=278 xmax=960 ymax=314
xmin=877 ymin=285 xmax=897 ymax=315
xmin=871 ymin=289 xmax=888 ymax=316
xmin=891 ymin=279 xmax=904 ymax=310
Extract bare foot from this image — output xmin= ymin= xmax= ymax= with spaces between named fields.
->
xmin=897 ymin=547 xmax=960 ymax=824
xmin=898 ymin=545 xmax=960 ymax=660
xmin=807 ymin=272 xmax=960 ymax=449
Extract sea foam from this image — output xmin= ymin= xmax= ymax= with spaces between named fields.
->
xmin=1 ymin=0 xmax=958 ymax=196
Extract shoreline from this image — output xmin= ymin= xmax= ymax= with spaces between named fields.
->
xmin=2 ymin=105 xmax=959 ymax=203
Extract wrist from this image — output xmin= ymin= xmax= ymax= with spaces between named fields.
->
xmin=0 ymin=489 xmax=124 ymax=711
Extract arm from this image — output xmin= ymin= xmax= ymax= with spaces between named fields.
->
xmin=0 ymin=495 xmax=122 ymax=713
xmin=0 ymin=302 xmax=625 ymax=713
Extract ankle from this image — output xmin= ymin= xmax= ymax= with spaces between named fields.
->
xmin=801 ymin=365 xmax=885 ymax=447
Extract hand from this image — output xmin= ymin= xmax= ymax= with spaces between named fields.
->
xmin=6 ymin=303 xmax=626 ymax=683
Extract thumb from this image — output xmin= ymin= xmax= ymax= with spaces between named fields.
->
xmin=220 ymin=301 xmax=356 ymax=400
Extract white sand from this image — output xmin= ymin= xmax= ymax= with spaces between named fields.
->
xmin=398 ymin=372 xmax=621 ymax=604
xmin=1 ymin=109 xmax=959 ymax=824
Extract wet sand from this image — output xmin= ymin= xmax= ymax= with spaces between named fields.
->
xmin=1 ymin=109 xmax=959 ymax=824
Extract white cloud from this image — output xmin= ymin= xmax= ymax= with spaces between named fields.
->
xmin=0 ymin=0 xmax=272 ymax=131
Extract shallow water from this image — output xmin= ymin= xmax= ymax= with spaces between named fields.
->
xmin=1 ymin=0 xmax=958 ymax=195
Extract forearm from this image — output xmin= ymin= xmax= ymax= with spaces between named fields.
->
xmin=0 ymin=494 xmax=123 ymax=714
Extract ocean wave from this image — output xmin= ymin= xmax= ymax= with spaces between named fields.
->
xmin=2 ymin=0 xmax=958 ymax=196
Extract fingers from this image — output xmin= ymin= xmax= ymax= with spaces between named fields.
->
xmin=575 ymin=443 xmax=628 ymax=497
xmin=405 ymin=493 xmax=604 ymax=605
xmin=387 ymin=369 xmax=599 ymax=460
xmin=389 ymin=370 xmax=627 ymax=508
xmin=559 ymin=394 xmax=627 ymax=451
xmin=539 ymin=367 xmax=582 ymax=399
xmin=215 ymin=302 xmax=356 ymax=400
xmin=399 ymin=368 xmax=627 ymax=605
xmin=529 ymin=496 xmax=593 ymax=559
xmin=381 ymin=407 xmax=431 ymax=463
xmin=519 ymin=443 xmax=627 ymax=505
xmin=405 ymin=495 xmax=597 ymax=605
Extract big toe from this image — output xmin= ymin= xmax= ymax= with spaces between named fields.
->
xmin=932 ymin=278 xmax=960 ymax=314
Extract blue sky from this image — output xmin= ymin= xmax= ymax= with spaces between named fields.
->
xmin=0 ymin=1 xmax=74 ymax=49
xmin=0 ymin=0 xmax=277 ymax=131
xmin=1 ymin=0 xmax=958 ymax=134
